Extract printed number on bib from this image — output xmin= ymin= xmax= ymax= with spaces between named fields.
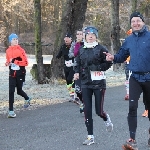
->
xmin=90 ymin=71 xmax=106 ymax=80
xmin=65 ymin=60 xmax=73 ymax=67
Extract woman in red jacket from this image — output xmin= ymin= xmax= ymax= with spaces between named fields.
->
xmin=5 ymin=33 xmax=31 ymax=118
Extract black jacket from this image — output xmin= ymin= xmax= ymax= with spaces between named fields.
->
xmin=56 ymin=44 xmax=74 ymax=66
xmin=74 ymin=44 xmax=112 ymax=89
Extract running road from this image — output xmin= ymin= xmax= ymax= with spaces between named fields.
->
xmin=0 ymin=85 xmax=148 ymax=150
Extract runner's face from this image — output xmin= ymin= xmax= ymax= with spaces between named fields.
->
xmin=76 ymin=31 xmax=83 ymax=42
xmin=131 ymin=17 xmax=145 ymax=31
xmin=11 ymin=38 xmax=18 ymax=46
xmin=64 ymin=37 xmax=72 ymax=45
xmin=85 ymin=33 xmax=96 ymax=43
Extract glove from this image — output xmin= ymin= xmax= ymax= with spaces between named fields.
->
xmin=11 ymin=57 xmax=22 ymax=63
xmin=15 ymin=57 xmax=22 ymax=61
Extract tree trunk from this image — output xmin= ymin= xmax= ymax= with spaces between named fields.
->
xmin=110 ymin=0 xmax=121 ymax=71
xmin=131 ymin=0 xmax=137 ymax=12
xmin=34 ymin=0 xmax=45 ymax=84
xmin=144 ymin=6 xmax=150 ymax=25
xmin=51 ymin=0 xmax=88 ymax=80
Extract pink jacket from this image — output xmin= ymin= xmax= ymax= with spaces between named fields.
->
xmin=74 ymin=42 xmax=82 ymax=57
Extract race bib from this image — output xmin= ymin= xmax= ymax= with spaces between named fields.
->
xmin=90 ymin=71 xmax=106 ymax=80
xmin=65 ymin=60 xmax=73 ymax=67
xmin=11 ymin=63 xmax=20 ymax=70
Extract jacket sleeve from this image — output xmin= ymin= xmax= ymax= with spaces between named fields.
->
xmin=113 ymin=40 xmax=130 ymax=63
xmin=14 ymin=48 xmax=28 ymax=66
xmin=56 ymin=46 xmax=63 ymax=59
xmin=68 ymin=41 xmax=75 ymax=58
xmin=74 ymin=51 xmax=81 ymax=73
xmin=5 ymin=49 xmax=10 ymax=64
xmin=97 ymin=47 xmax=112 ymax=71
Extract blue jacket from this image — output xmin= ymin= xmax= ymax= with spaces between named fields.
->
xmin=114 ymin=27 xmax=150 ymax=82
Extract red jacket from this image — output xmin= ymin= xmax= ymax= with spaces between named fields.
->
xmin=6 ymin=45 xmax=28 ymax=66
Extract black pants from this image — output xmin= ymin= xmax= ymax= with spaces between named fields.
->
xmin=75 ymin=78 xmax=83 ymax=103
xmin=143 ymin=92 xmax=148 ymax=110
xmin=64 ymin=66 xmax=74 ymax=85
xmin=82 ymin=88 xmax=107 ymax=135
xmin=9 ymin=76 xmax=29 ymax=111
xmin=128 ymin=76 xmax=150 ymax=140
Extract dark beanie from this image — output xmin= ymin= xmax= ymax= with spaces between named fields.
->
xmin=65 ymin=33 xmax=72 ymax=38
xmin=130 ymin=12 xmax=144 ymax=23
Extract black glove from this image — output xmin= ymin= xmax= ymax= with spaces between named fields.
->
xmin=11 ymin=57 xmax=22 ymax=63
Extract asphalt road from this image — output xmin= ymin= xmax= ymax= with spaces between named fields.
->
xmin=0 ymin=85 xmax=149 ymax=150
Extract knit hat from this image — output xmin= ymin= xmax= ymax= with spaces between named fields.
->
xmin=84 ymin=26 xmax=98 ymax=38
xmin=65 ymin=33 xmax=72 ymax=38
xmin=9 ymin=33 xmax=18 ymax=43
xmin=130 ymin=12 xmax=144 ymax=24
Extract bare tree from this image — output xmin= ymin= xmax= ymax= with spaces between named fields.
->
xmin=110 ymin=0 xmax=121 ymax=71
xmin=34 ymin=0 xmax=45 ymax=84
xmin=131 ymin=0 xmax=138 ymax=12
xmin=51 ymin=0 xmax=88 ymax=80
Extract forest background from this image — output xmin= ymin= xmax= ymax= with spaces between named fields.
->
xmin=0 ymin=0 xmax=150 ymax=83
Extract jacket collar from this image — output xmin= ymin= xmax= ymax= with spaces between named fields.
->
xmin=132 ymin=25 xmax=148 ymax=36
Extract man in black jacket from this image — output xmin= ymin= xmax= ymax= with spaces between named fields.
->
xmin=56 ymin=34 xmax=76 ymax=102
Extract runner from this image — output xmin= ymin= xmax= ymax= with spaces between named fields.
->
xmin=124 ymin=29 xmax=132 ymax=101
xmin=5 ymin=33 xmax=31 ymax=118
xmin=68 ymin=29 xmax=84 ymax=108
xmin=74 ymin=26 xmax=113 ymax=145
xmin=105 ymin=12 xmax=150 ymax=150
xmin=56 ymin=34 xmax=75 ymax=102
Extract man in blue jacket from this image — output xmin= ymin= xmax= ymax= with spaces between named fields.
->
xmin=105 ymin=12 xmax=150 ymax=150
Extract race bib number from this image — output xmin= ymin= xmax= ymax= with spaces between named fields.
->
xmin=90 ymin=71 xmax=106 ymax=80
xmin=11 ymin=63 xmax=20 ymax=70
xmin=65 ymin=60 xmax=73 ymax=67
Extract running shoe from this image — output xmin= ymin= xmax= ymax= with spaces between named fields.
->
xmin=8 ymin=111 xmax=16 ymax=118
xmin=142 ymin=110 xmax=148 ymax=117
xmin=24 ymin=97 xmax=32 ymax=108
xmin=125 ymin=94 xmax=129 ymax=100
xmin=80 ymin=103 xmax=84 ymax=113
xmin=74 ymin=97 xmax=80 ymax=105
xmin=122 ymin=138 xmax=138 ymax=150
xmin=83 ymin=136 xmax=95 ymax=145
xmin=69 ymin=95 xmax=74 ymax=102
xmin=104 ymin=114 xmax=113 ymax=132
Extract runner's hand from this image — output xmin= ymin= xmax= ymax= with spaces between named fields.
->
xmin=103 ymin=52 xmax=114 ymax=61
xmin=74 ymin=73 xmax=79 ymax=80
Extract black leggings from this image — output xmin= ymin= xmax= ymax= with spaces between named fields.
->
xmin=64 ymin=66 xmax=74 ymax=85
xmin=75 ymin=78 xmax=83 ymax=102
xmin=128 ymin=76 xmax=150 ymax=140
xmin=9 ymin=76 xmax=29 ymax=111
xmin=82 ymin=88 xmax=107 ymax=135
xmin=143 ymin=92 xmax=148 ymax=110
